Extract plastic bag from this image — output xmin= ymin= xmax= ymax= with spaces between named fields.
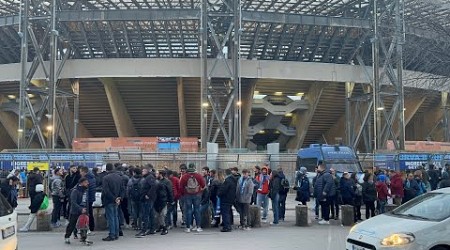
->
xmin=39 ymin=195 xmax=49 ymax=210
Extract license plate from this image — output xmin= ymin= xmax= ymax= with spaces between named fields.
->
xmin=351 ymin=245 xmax=367 ymax=250
xmin=2 ymin=226 xmax=15 ymax=239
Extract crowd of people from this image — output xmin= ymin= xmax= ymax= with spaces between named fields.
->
xmin=0 ymin=161 xmax=449 ymax=246
xmin=312 ymin=162 xmax=450 ymax=225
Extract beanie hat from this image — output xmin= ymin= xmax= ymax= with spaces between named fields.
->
xmin=35 ymin=184 xmax=44 ymax=192
xmin=378 ymin=174 xmax=386 ymax=182
xmin=187 ymin=165 xmax=196 ymax=173
xmin=300 ymin=167 xmax=307 ymax=175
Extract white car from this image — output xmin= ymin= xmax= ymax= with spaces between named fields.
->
xmin=346 ymin=188 xmax=450 ymax=250
xmin=0 ymin=193 xmax=17 ymax=250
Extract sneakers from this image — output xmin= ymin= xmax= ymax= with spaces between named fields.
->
xmin=211 ymin=219 xmax=217 ymax=225
xmin=51 ymin=223 xmax=61 ymax=228
xmin=243 ymin=226 xmax=251 ymax=231
xmin=221 ymin=228 xmax=232 ymax=232
xmin=87 ymin=230 xmax=95 ymax=236
xmin=191 ymin=226 xmax=198 ymax=231
xmin=102 ymin=236 xmax=115 ymax=241
xmin=196 ymin=227 xmax=203 ymax=232
xmin=185 ymin=228 xmax=191 ymax=233
xmin=64 ymin=238 xmax=70 ymax=244
xmin=318 ymin=219 xmax=330 ymax=225
xmin=315 ymin=216 xmax=319 ymax=220
xmin=262 ymin=219 xmax=268 ymax=223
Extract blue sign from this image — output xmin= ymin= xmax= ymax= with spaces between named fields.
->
xmin=374 ymin=154 xmax=397 ymax=170
xmin=398 ymin=153 xmax=429 ymax=170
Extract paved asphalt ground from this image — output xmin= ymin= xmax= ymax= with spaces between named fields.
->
xmin=16 ymin=195 xmax=351 ymax=249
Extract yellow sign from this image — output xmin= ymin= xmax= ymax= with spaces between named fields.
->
xmin=27 ymin=162 xmax=50 ymax=171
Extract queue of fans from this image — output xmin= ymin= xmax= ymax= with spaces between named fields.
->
xmin=312 ymin=162 xmax=450 ymax=225
xmin=0 ymin=161 xmax=449 ymax=246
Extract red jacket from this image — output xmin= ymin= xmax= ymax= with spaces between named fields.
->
xmin=376 ymin=181 xmax=390 ymax=201
xmin=179 ymin=173 xmax=206 ymax=196
xmin=390 ymin=173 xmax=404 ymax=198
xmin=169 ymin=176 xmax=181 ymax=200
xmin=255 ymin=174 xmax=270 ymax=195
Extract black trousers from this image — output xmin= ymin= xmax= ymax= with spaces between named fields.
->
xmin=236 ymin=202 xmax=249 ymax=227
xmin=64 ymin=214 xmax=79 ymax=239
xmin=120 ymin=198 xmax=130 ymax=225
xmin=319 ymin=199 xmax=330 ymax=221
xmin=88 ymin=203 xmax=95 ymax=231
xmin=51 ymin=196 xmax=62 ymax=224
xmin=365 ymin=201 xmax=376 ymax=219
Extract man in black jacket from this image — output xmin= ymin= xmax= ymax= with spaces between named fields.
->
xmin=154 ymin=170 xmax=173 ymax=235
xmin=218 ymin=168 xmax=238 ymax=232
xmin=27 ymin=167 xmax=43 ymax=203
xmin=79 ymin=166 xmax=97 ymax=232
xmin=136 ymin=165 xmax=158 ymax=237
xmin=65 ymin=165 xmax=80 ymax=218
xmin=313 ymin=163 xmax=335 ymax=225
xmin=101 ymin=164 xmax=124 ymax=241
xmin=64 ymin=177 xmax=89 ymax=244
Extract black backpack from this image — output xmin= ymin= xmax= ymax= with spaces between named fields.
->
xmin=129 ymin=178 xmax=141 ymax=201
xmin=280 ymin=177 xmax=290 ymax=193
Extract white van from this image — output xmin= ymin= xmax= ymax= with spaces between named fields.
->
xmin=0 ymin=193 xmax=17 ymax=250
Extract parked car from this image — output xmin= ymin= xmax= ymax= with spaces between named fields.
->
xmin=346 ymin=188 xmax=450 ymax=250
xmin=0 ymin=193 xmax=17 ymax=250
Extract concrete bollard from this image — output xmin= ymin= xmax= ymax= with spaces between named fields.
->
xmin=385 ymin=204 xmax=398 ymax=213
xmin=201 ymin=205 xmax=211 ymax=229
xmin=93 ymin=207 xmax=108 ymax=231
xmin=248 ymin=205 xmax=261 ymax=228
xmin=341 ymin=205 xmax=354 ymax=226
xmin=36 ymin=211 xmax=51 ymax=231
xmin=295 ymin=205 xmax=308 ymax=227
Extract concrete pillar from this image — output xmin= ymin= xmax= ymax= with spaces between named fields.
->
xmin=248 ymin=205 xmax=261 ymax=228
xmin=287 ymin=83 xmax=325 ymax=150
xmin=395 ymin=96 xmax=426 ymax=137
xmin=177 ymin=77 xmax=188 ymax=137
xmin=201 ymin=204 xmax=211 ymax=229
xmin=422 ymin=92 xmax=448 ymax=141
xmin=100 ymin=78 xmax=138 ymax=137
xmin=295 ymin=205 xmax=308 ymax=226
xmin=341 ymin=205 xmax=354 ymax=226
xmin=93 ymin=207 xmax=108 ymax=231
xmin=241 ymin=80 xmax=256 ymax=147
xmin=36 ymin=211 xmax=51 ymax=231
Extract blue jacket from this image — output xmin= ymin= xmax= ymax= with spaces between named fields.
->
xmin=340 ymin=178 xmax=355 ymax=203
xmin=85 ymin=172 xmax=97 ymax=203
xmin=296 ymin=175 xmax=310 ymax=203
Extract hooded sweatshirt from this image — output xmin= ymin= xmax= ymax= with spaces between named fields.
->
xmin=236 ymin=176 xmax=255 ymax=204
xmin=375 ymin=181 xmax=390 ymax=201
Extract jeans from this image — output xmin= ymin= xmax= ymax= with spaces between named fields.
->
xmin=141 ymin=201 xmax=155 ymax=232
xmin=131 ymin=200 xmax=141 ymax=228
xmin=315 ymin=198 xmax=320 ymax=217
xmin=320 ymin=199 xmax=330 ymax=221
xmin=105 ymin=203 xmax=120 ymax=238
xmin=256 ymin=193 xmax=269 ymax=219
xmin=278 ymin=193 xmax=287 ymax=220
xmin=365 ymin=201 xmax=376 ymax=219
xmin=377 ymin=199 xmax=387 ymax=214
xmin=51 ymin=196 xmax=62 ymax=224
xmin=221 ymin=203 xmax=232 ymax=230
xmin=236 ymin=202 xmax=249 ymax=227
xmin=271 ymin=193 xmax=280 ymax=224
xmin=184 ymin=195 xmax=201 ymax=228
xmin=120 ymin=198 xmax=130 ymax=225
xmin=179 ymin=197 xmax=186 ymax=225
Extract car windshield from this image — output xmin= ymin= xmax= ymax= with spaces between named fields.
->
xmin=392 ymin=192 xmax=450 ymax=221
xmin=326 ymin=160 xmax=362 ymax=173
xmin=0 ymin=193 xmax=13 ymax=217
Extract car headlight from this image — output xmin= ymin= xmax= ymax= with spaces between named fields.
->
xmin=381 ymin=233 xmax=415 ymax=246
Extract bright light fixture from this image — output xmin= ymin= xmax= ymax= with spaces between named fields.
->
xmin=288 ymin=95 xmax=303 ymax=101
xmin=236 ymin=101 xmax=242 ymax=106
xmin=258 ymin=130 xmax=265 ymax=134
xmin=253 ymin=91 xmax=259 ymax=95
xmin=17 ymin=129 xmax=23 ymax=132
xmin=377 ymin=107 xmax=385 ymax=111
xmin=253 ymin=94 xmax=267 ymax=100
xmin=296 ymin=92 xmax=305 ymax=96
xmin=274 ymin=92 xmax=283 ymax=96
xmin=202 ymin=102 xmax=209 ymax=108
xmin=285 ymin=113 xmax=293 ymax=117
xmin=46 ymin=125 xmax=53 ymax=131
xmin=27 ymin=94 xmax=35 ymax=98
xmin=7 ymin=95 xmax=16 ymax=99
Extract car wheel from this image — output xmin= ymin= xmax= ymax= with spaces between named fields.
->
xmin=431 ymin=246 xmax=450 ymax=250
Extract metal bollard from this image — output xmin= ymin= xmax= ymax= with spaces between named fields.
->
xmin=295 ymin=205 xmax=309 ymax=227
xmin=341 ymin=205 xmax=354 ymax=226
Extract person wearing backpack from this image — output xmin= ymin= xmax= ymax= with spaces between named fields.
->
xmin=277 ymin=168 xmax=290 ymax=222
xmin=19 ymin=184 xmax=47 ymax=232
xmin=179 ymin=164 xmax=206 ymax=233
xmin=127 ymin=168 xmax=143 ymax=230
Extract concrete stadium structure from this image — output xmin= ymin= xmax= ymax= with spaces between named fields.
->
xmin=0 ymin=0 xmax=449 ymax=152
